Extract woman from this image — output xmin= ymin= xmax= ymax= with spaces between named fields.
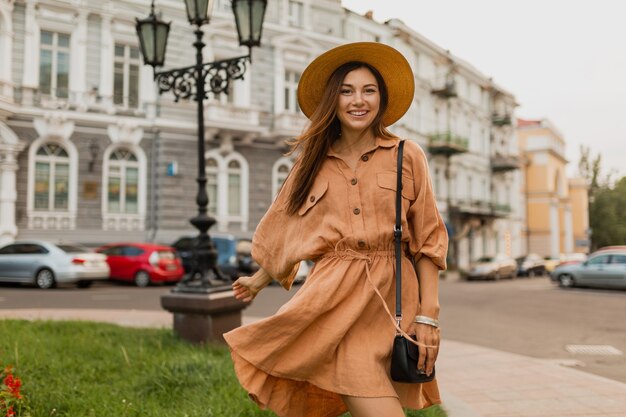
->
xmin=223 ymin=42 xmax=448 ymax=417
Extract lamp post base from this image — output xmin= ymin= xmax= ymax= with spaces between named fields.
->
xmin=161 ymin=291 xmax=250 ymax=344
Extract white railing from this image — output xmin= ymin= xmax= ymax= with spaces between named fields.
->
xmin=205 ymin=102 xmax=260 ymax=128
xmin=28 ymin=211 xmax=76 ymax=230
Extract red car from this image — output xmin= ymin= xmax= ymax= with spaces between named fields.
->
xmin=96 ymin=243 xmax=184 ymax=287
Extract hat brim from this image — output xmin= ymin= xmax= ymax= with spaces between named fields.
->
xmin=297 ymin=42 xmax=415 ymax=127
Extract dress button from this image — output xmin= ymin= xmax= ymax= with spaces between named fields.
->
xmin=310 ymin=196 xmax=315 ymax=202
xmin=353 ymin=208 xmax=361 ymax=215
xmin=357 ymin=240 xmax=366 ymax=248
xmin=361 ymin=155 xmax=369 ymax=162
xmin=351 ymin=178 xmax=358 ymax=185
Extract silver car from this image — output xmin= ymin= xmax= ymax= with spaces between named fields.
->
xmin=550 ymin=248 xmax=626 ymax=289
xmin=467 ymin=254 xmax=518 ymax=280
xmin=0 ymin=241 xmax=110 ymax=289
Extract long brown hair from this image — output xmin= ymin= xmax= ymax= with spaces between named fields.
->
xmin=284 ymin=62 xmax=397 ymax=215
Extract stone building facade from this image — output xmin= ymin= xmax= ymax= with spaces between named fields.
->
xmin=0 ymin=0 xmax=523 ymax=269
xmin=517 ymin=118 xmax=590 ymax=257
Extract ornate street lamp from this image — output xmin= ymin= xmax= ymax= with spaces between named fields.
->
xmin=136 ymin=0 xmax=267 ymax=293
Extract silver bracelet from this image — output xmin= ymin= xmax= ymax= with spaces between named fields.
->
xmin=414 ymin=315 xmax=439 ymax=328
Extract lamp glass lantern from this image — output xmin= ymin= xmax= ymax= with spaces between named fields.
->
xmin=135 ymin=4 xmax=171 ymax=68
xmin=233 ymin=0 xmax=268 ymax=48
xmin=184 ymin=0 xmax=214 ymax=26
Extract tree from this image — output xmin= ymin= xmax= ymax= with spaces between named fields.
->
xmin=577 ymin=145 xmax=603 ymax=199
xmin=588 ymin=177 xmax=626 ymax=249
xmin=578 ymin=146 xmax=626 ymax=250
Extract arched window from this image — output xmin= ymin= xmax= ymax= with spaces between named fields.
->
xmin=106 ymin=148 xmax=138 ymax=213
xmin=34 ymin=143 xmax=70 ymax=211
xmin=205 ymin=150 xmax=249 ymax=231
xmin=207 ymin=157 xmax=219 ymax=216
xmin=272 ymin=157 xmax=293 ymax=198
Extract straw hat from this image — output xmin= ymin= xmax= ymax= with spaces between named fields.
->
xmin=297 ymin=42 xmax=415 ymax=127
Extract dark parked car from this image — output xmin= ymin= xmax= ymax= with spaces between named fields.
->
xmin=95 ymin=243 xmax=184 ymax=287
xmin=171 ymin=234 xmax=259 ymax=280
xmin=516 ymin=253 xmax=546 ymax=277
xmin=550 ymin=248 xmax=626 ymax=289
xmin=0 ymin=240 xmax=109 ymax=289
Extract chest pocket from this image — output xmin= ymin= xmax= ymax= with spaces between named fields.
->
xmin=298 ymin=180 xmax=329 ymax=216
xmin=376 ymin=172 xmax=416 ymax=201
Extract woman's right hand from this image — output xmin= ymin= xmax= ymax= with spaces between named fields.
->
xmin=232 ymin=275 xmax=263 ymax=302
xmin=232 ymin=267 xmax=274 ymax=302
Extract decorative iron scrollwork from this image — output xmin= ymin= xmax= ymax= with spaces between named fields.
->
xmin=154 ymin=55 xmax=249 ymax=102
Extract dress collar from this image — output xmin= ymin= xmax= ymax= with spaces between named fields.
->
xmin=327 ymin=136 xmax=399 ymax=157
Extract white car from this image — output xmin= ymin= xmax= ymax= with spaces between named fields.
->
xmin=0 ymin=241 xmax=110 ymax=289
xmin=467 ymin=254 xmax=517 ymax=280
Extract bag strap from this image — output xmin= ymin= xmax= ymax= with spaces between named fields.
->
xmin=394 ymin=140 xmax=405 ymax=331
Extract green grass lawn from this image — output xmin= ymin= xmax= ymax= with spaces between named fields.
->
xmin=0 ymin=320 xmax=446 ymax=417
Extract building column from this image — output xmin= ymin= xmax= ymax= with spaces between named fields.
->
xmin=0 ymin=1 xmax=15 ymax=100
xmin=21 ymin=0 xmax=39 ymax=105
xmin=564 ymin=205 xmax=573 ymax=253
xmin=0 ymin=143 xmax=26 ymax=246
xmin=550 ymin=200 xmax=560 ymax=258
xmin=99 ymin=13 xmax=114 ymax=109
xmin=70 ymin=10 xmax=88 ymax=108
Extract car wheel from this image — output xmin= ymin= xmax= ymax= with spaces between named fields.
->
xmin=134 ymin=271 xmax=151 ymax=287
xmin=558 ymin=274 xmax=575 ymax=288
xmin=76 ymin=280 xmax=93 ymax=289
xmin=35 ymin=268 xmax=56 ymax=289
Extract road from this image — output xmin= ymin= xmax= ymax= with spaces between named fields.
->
xmin=1 ymin=276 xmax=625 ymax=383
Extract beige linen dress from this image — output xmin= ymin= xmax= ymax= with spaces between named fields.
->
xmin=223 ymin=137 xmax=449 ymax=417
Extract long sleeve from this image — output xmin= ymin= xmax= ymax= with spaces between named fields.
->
xmin=405 ymin=141 xmax=448 ymax=270
xmin=251 ymin=172 xmax=302 ymax=290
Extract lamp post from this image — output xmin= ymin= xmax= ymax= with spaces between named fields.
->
xmin=136 ymin=0 xmax=267 ymax=293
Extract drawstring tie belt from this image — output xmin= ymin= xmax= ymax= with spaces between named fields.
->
xmin=319 ymin=240 xmax=435 ymax=349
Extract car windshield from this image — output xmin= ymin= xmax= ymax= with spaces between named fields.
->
xmin=58 ymin=244 xmax=90 ymax=253
xmin=477 ymin=256 xmax=493 ymax=262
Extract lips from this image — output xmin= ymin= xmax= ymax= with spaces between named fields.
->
xmin=348 ymin=110 xmax=368 ymax=117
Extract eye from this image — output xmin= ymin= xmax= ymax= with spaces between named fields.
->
xmin=340 ymin=89 xmax=352 ymax=95
xmin=365 ymin=88 xmax=378 ymax=94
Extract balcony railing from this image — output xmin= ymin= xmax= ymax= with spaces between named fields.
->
xmin=428 ymin=132 xmax=469 ymax=156
xmin=492 ymin=203 xmax=512 ymax=216
xmin=491 ymin=153 xmax=521 ymax=172
xmin=449 ymin=200 xmax=513 ymax=219
xmin=491 ymin=113 xmax=512 ymax=126
xmin=273 ymin=112 xmax=308 ymax=137
xmin=205 ymin=102 xmax=260 ymax=130
xmin=431 ymin=80 xmax=457 ymax=99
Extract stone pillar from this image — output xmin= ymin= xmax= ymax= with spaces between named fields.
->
xmin=70 ymin=10 xmax=88 ymax=108
xmin=161 ymin=290 xmax=250 ymax=344
xmin=564 ymin=206 xmax=574 ymax=253
xmin=21 ymin=0 xmax=39 ymax=105
xmin=0 ymin=1 xmax=15 ymax=100
xmin=550 ymin=200 xmax=560 ymax=259
xmin=0 ymin=123 xmax=26 ymax=246
xmin=99 ymin=13 xmax=114 ymax=110
xmin=0 ymin=154 xmax=19 ymax=245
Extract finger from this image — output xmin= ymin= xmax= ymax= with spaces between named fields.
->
xmin=425 ymin=347 xmax=436 ymax=375
xmin=417 ymin=343 xmax=427 ymax=372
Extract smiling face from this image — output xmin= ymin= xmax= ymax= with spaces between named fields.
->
xmin=335 ymin=66 xmax=381 ymax=136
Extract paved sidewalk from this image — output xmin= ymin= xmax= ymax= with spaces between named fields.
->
xmin=2 ymin=308 xmax=625 ymax=417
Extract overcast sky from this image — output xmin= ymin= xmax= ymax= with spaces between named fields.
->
xmin=342 ymin=0 xmax=626 ymax=180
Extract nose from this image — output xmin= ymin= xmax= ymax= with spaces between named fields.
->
xmin=352 ymin=91 xmax=364 ymax=106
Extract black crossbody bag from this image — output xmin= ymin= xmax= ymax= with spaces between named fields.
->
xmin=390 ymin=140 xmax=436 ymax=383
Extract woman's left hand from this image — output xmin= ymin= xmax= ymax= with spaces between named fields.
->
xmin=408 ymin=322 xmax=440 ymax=377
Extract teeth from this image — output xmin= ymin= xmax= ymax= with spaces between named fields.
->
xmin=349 ymin=111 xmax=366 ymax=116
